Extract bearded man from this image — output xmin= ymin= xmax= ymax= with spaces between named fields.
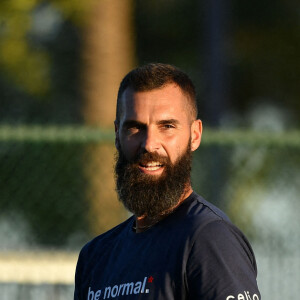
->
xmin=74 ymin=63 xmax=261 ymax=300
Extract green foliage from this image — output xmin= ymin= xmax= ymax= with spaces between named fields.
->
xmin=1 ymin=0 xmax=299 ymax=125
xmin=0 ymin=0 xmax=49 ymax=95
xmin=0 ymin=141 xmax=89 ymax=247
xmin=0 ymin=0 xmax=95 ymax=96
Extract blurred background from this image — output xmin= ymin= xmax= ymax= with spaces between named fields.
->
xmin=0 ymin=0 xmax=299 ymax=299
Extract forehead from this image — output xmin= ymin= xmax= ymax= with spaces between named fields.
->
xmin=119 ymin=84 xmax=190 ymax=122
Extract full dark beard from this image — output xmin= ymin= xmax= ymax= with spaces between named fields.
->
xmin=114 ymin=143 xmax=192 ymax=220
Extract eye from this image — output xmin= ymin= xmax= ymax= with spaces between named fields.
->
xmin=126 ymin=125 xmax=144 ymax=135
xmin=127 ymin=126 xmax=139 ymax=133
xmin=162 ymin=124 xmax=175 ymax=130
xmin=158 ymin=119 xmax=179 ymax=130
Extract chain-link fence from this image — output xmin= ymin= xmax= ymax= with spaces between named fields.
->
xmin=0 ymin=125 xmax=299 ymax=300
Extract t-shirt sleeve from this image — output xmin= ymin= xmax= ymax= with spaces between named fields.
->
xmin=186 ymin=220 xmax=261 ymax=300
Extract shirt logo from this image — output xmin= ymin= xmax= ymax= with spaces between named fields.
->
xmin=87 ymin=276 xmax=153 ymax=299
xmin=226 ymin=291 xmax=260 ymax=300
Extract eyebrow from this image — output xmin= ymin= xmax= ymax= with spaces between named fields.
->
xmin=157 ymin=119 xmax=180 ymax=126
xmin=122 ymin=120 xmax=146 ymax=128
xmin=123 ymin=119 xmax=180 ymax=128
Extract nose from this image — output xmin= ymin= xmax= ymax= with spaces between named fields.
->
xmin=141 ymin=127 xmax=160 ymax=153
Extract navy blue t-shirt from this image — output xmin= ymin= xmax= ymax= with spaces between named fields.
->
xmin=74 ymin=192 xmax=261 ymax=300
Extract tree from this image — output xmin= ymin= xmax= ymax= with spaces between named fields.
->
xmin=0 ymin=0 xmax=135 ymax=239
xmin=81 ymin=0 xmax=135 ymax=234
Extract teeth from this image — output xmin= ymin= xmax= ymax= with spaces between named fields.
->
xmin=145 ymin=166 xmax=161 ymax=171
xmin=141 ymin=161 xmax=163 ymax=170
xmin=146 ymin=161 xmax=162 ymax=167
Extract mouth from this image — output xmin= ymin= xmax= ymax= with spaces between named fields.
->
xmin=139 ymin=161 xmax=164 ymax=173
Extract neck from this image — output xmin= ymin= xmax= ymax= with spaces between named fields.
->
xmin=135 ymin=187 xmax=193 ymax=233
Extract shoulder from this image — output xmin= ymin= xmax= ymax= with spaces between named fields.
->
xmin=183 ymin=195 xmax=260 ymax=298
xmin=183 ymin=193 xmax=256 ymax=265
xmin=176 ymin=192 xmax=232 ymax=233
xmin=78 ymin=216 xmax=133 ymax=262
xmin=176 ymin=193 xmax=257 ymax=274
xmin=74 ymin=216 xmax=133 ymax=299
xmin=185 ymin=192 xmax=230 ymax=221
xmin=190 ymin=219 xmax=256 ymax=268
xmin=186 ymin=219 xmax=260 ymax=299
xmin=166 ymin=193 xmax=255 ymax=261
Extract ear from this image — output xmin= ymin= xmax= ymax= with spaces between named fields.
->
xmin=114 ymin=121 xmax=121 ymax=151
xmin=190 ymin=119 xmax=202 ymax=152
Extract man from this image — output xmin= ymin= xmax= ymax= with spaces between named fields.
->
xmin=74 ymin=63 xmax=261 ymax=300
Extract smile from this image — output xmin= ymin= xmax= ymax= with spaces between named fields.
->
xmin=139 ymin=161 xmax=164 ymax=172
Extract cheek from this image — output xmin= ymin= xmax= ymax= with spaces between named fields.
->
xmin=120 ymin=135 xmax=140 ymax=159
xmin=164 ymin=133 xmax=191 ymax=162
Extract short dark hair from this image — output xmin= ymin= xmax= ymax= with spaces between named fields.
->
xmin=116 ymin=63 xmax=198 ymax=124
